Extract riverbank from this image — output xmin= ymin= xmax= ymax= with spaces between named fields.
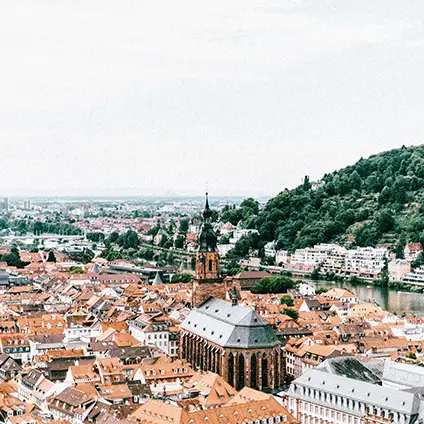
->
xmin=284 ymin=269 xmax=424 ymax=294
xmin=305 ymin=279 xmax=424 ymax=316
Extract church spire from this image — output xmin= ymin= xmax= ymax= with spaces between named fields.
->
xmin=203 ymin=192 xmax=212 ymax=221
xmin=198 ymin=193 xmax=217 ymax=252
xmin=192 ymin=192 xmax=225 ymax=308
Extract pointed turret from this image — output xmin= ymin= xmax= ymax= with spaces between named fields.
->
xmin=152 ymin=271 xmax=164 ymax=286
xmin=202 ymin=192 xmax=213 ymax=221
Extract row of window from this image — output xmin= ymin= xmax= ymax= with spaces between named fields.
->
xmin=145 ymin=368 xmax=188 ymax=376
xmin=67 ymin=329 xmax=91 ymax=334
xmin=147 ymin=333 xmax=168 ymax=340
xmin=291 ymin=392 xmax=402 ymax=422
xmin=4 ymin=347 xmax=29 ymax=353
xmin=299 ymin=402 xmax=359 ymax=424
xmin=236 ymin=416 xmax=286 ymax=424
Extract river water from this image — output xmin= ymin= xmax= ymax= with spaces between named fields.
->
xmin=307 ymin=280 xmax=424 ymax=316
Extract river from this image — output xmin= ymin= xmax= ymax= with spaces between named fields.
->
xmin=307 ymin=279 xmax=424 ymax=316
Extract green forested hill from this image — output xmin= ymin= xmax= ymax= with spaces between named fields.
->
xmin=223 ymin=145 xmax=424 ymax=256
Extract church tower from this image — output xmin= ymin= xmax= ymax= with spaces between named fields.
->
xmin=192 ymin=193 xmax=227 ymax=308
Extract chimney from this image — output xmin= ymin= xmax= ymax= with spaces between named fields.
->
xmin=230 ymin=287 xmax=238 ymax=307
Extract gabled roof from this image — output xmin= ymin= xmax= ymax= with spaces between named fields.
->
xmin=406 ymin=243 xmax=422 ymax=251
xmin=234 ymin=271 xmax=271 ymax=279
xmin=183 ymin=371 xmax=237 ymax=407
xmin=53 ymin=386 xmax=94 ymax=407
xmin=180 ymin=298 xmax=280 ymax=349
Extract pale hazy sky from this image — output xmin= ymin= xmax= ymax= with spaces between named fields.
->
xmin=1 ymin=1 xmax=424 ymax=197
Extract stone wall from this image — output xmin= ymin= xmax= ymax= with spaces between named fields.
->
xmin=192 ymin=279 xmax=227 ymax=308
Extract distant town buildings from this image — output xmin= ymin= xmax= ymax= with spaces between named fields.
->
xmin=23 ymin=199 xmax=32 ymax=210
xmin=0 ymin=197 xmax=8 ymax=211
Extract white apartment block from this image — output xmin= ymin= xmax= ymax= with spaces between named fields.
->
xmin=403 ymin=266 xmax=424 ymax=285
xmin=344 ymin=247 xmax=388 ymax=278
xmin=229 ymin=228 xmax=259 ymax=244
xmin=264 ymin=241 xmax=278 ymax=258
xmin=217 ymin=244 xmax=235 ymax=257
xmin=315 ymin=244 xmax=348 ymax=274
xmin=291 ymin=248 xmax=327 ymax=267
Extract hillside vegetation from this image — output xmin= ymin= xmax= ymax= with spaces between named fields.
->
xmin=223 ymin=145 xmax=424 ymax=256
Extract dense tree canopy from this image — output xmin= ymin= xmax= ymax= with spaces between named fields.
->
xmin=220 ymin=145 xmax=424 ymax=254
xmin=116 ymin=230 xmax=140 ymax=249
xmin=282 ymin=308 xmax=299 ymax=321
xmin=170 ymin=273 xmax=193 ymax=283
xmin=280 ymin=295 xmax=294 ymax=306
xmin=0 ymin=247 xmax=29 ymax=268
xmin=179 ymin=219 xmax=189 ymax=234
xmin=251 ymin=276 xmax=296 ymax=294
xmin=86 ymin=232 xmax=105 ymax=242
xmin=31 ymin=221 xmax=82 ymax=236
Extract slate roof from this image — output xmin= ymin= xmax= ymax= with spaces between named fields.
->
xmin=22 ymin=369 xmax=43 ymax=387
xmin=180 ymin=298 xmax=280 ymax=349
xmin=290 ymin=368 xmax=422 ymax=415
xmin=382 ymin=361 xmax=424 ymax=388
xmin=234 ymin=271 xmax=271 ymax=280
xmin=54 ymin=386 xmax=93 ymax=407
xmin=316 ymin=356 xmax=382 ymax=384
xmin=152 ymin=272 xmax=164 ymax=286
xmin=107 ymin=346 xmax=152 ymax=360
xmin=0 ymin=354 xmax=21 ymax=372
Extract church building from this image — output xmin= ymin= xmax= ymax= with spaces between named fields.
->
xmin=180 ymin=194 xmax=284 ymax=391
